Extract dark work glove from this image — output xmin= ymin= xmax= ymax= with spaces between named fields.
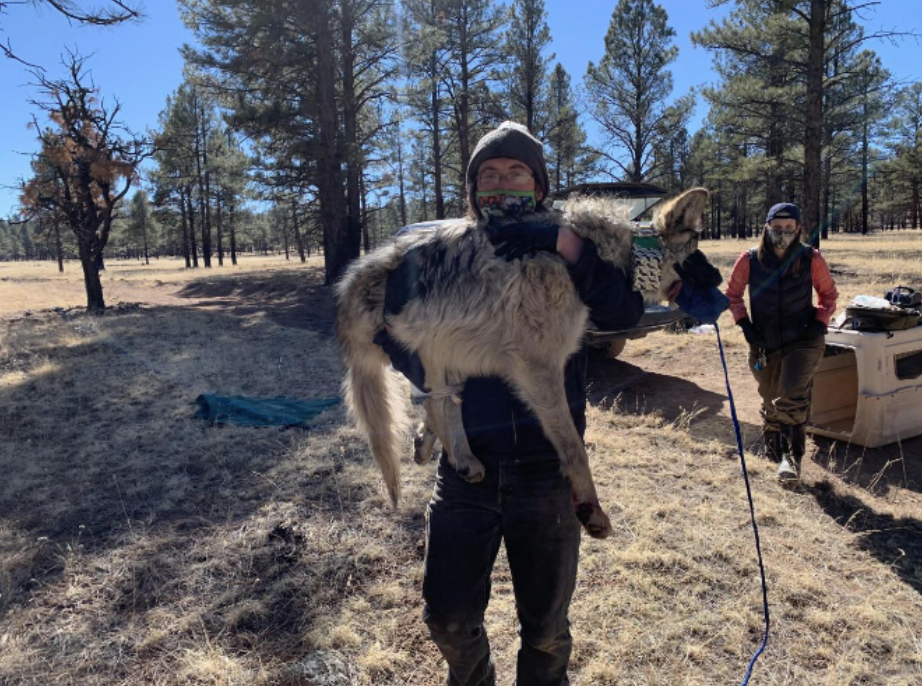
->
xmin=373 ymin=329 xmax=428 ymax=391
xmin=675 ymin=281 xmax=730 ymax=325
xmin=674 ymin=249 xmax=723 ymax=288
xmin=803 ymin=319 xmax=828 ymax=339
xmin=739 ymin=318 xmax=767 ymax=349
xmin=488 ymin=221 xmax=559 ymax=261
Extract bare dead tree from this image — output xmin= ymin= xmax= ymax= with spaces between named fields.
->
xmin=19 ymin=52 xmax=155 ymax=312
xmin=0 ymin=0 xmax=142 ymax=67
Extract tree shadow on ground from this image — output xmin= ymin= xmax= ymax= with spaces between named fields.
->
xmin=0 ymin=293 xmax=372 ymax=675
xmin=810 ymin=434 xmax=922 ymax=497
xmin=810 ymin=479 xmax=922 ymax=596
xmin=175 ymin=267 xmax=335 ymax=335
xmin=587 ymin=354 xmax=764 ymax=455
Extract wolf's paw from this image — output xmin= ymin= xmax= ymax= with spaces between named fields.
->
xmin=575 ymin=500 xmax=612 ymax=539
xmin=413 ymin=424 xmax=437 ymax=465
xmin=455 ymin=456 xmax=486 ymax=483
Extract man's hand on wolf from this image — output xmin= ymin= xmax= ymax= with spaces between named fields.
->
xmin=489 ymin=221 xmax=559 ymax=260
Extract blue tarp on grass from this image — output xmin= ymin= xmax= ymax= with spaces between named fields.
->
xmin=194 ymin=394 xmax=341 ymax=429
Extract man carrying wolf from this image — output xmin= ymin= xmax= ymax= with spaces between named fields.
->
xmin=374 ymin=121 xmax=720 ymax=686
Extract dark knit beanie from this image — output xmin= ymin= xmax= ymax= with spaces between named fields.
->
xmin=766 ymin=202 xmax=801 ymax=223
xmin=467 ymin=121 xmax=550 ymax=212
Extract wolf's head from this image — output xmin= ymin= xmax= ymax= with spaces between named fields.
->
xmin=652 ymin=187 xmax=710 ymax=301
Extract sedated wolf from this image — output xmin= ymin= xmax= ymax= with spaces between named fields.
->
xmin=336 ymin=188 xmax=709 ymax=538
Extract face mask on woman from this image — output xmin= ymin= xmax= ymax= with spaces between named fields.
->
xmin=767 ymin=227 xmax=799 ymax=250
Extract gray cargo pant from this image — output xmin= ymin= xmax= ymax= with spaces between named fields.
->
xmin=749 ymin=335 xmax=825 ymax=431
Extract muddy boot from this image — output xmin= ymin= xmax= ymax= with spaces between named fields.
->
xmin=763 ymin=430 xmax=782 ymax=463
xmin=777 ymin=424 xmax=799 ymax=483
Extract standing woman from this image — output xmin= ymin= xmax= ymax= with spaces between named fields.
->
xmin=725 ymin=203 xmax=838 ymax=482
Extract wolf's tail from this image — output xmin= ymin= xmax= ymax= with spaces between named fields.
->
xmin=336 ymin=258 xmax=408 ymax=507
xmin=342 ymin=351 xmax=407 ymax=506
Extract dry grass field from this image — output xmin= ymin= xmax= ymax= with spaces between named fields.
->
xmin=1 ymin=234 xmax=921 ymax=686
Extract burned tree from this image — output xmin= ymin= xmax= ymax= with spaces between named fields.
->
xmin=20 ymin=53 xmax=154 ymax=312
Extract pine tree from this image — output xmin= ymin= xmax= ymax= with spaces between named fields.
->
xmin=402 ymin=0 xmax=452 ymax=219
xmin=181 ymin=0 xmax=346 ymax=282
xmin=440 ymin=0 xmax=507 ymax=189
xmin=503 ymin=0 xmax=553 ymax=136
xmin=126 ymin=191 xmax=156 ymax=264
xmin=887 ymin=83 xmax=922 ymax=228
xmin=585 ymin=0 xmax=692 ymax=182
xmin=150 ymin=82 xmax=210 ymax=268
xmin=545 ymin=64 xmax=596 ymax=191
xmin=694 ymin=0 xmax=911 ymax=245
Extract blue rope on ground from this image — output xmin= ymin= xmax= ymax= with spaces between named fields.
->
xmin=714 ymin=322 xmax=771 ymax=685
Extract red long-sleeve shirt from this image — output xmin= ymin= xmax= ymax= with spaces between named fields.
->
xmin=725 ymin=248 xmax=839 ymax=325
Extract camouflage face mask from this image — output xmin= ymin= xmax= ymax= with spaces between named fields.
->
xmin=768 ymin=228 xmax=798 ymax=250
xmin=476 ymin=189 xmax=537 ymax=219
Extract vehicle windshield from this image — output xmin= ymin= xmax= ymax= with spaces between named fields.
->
xmin=632 ymin=200 xmax=665 ymax=224
xmin=552 ymin=195 xmax=664 ymax=222
xmin=621 ymin=197 xmax=663 ymax=222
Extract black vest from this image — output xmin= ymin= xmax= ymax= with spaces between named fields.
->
xmin=748 ymin=246 xmax=815 ymax=351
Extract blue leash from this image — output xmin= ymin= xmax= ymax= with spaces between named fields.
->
xmin=714 ymin=322 xmax=770 ymax=685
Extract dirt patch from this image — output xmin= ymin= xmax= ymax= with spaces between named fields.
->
xmin=592 ymin=330 xmax=766 ymax=453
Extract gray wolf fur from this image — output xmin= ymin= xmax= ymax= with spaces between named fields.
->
xmin=336 ymin=188 xmax=709 ymax=538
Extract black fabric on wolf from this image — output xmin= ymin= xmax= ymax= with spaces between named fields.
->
xmin=373 ymin=330 xmax=429 ymax=391
xmin=384 ymin=232 xmax=484 ymax=320
xmin=383 ymin=244 xmax=427 ymax=316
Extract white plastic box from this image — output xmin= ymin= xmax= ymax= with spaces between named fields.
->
xmin=809 ymin=324 xmax=922 ymax=448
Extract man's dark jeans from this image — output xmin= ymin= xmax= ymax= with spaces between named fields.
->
xmin=423 ymin=450 xmax=581 ymax=686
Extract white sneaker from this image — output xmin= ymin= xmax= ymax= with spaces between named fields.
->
xmin=777 ymin=457 xmax=799 ymax=482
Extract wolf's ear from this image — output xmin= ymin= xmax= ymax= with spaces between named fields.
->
xmin=657 ymin=188 xmax=709 ymax=238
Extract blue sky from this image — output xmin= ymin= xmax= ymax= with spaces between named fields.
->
xmin=0 ymin=0 xmax=917 ymax=218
